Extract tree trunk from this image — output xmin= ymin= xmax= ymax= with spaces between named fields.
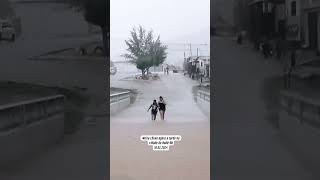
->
xmin=100 ymin=25 xmax=109 ymax=57
xmin=142 ymin=69 xmax=148 ymax=80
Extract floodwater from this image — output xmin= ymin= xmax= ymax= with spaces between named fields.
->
xmin=111 ymin=73 xmax=210 ymax=180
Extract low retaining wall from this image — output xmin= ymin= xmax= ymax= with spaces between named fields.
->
xmin=110 ymin=91 xmax=131 ymax=116
xmin=12 ymin=17 xmax=22 ymax=37
xmin=279 ymin=91 xmax=320 ymax=176
xmin=197 ymin=90 xmax=210 ymax=117
xmin=0 ymin=95 xmax=65 ymax=166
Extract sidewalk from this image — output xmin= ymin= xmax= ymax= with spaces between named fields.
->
xmin=0 ymin=116 xmax=108 ymax=180
xmin=238 ymin=39 xmax=320 ymax=65
xmin=213 ymin=36 xmax=316 ymax=180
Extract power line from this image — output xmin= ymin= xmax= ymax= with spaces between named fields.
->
xmin=163 ymin=42 xmax=209 ymax=57
xmin=111 ymin=42 xmax=209 ymax=59
xmin=163 ymin=42 xmax=208 ymax=46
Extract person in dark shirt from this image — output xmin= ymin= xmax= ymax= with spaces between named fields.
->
xmin=285 ymin=49 xmax=297 ymax=88
xmin=147 ymin=100 xmax=159 ymax=121
xmin=158 ymin=96 xmax=166 ymax=120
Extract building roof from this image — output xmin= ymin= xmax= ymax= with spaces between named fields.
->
xmin=187 ymin=56 xmax=210 ymax=59
xmin=186 ymin=56 xmax=210 ymax=63
xmin=249 ymin=0 xmax=284 ymax=5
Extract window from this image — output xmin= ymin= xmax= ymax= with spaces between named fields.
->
xmin=2 ymin=22 xmax=12 ymax=28
xmin=262 ymin=2 xmax=273 ymax=13
xmin=291 ymin=1 xmax=297 ymax=16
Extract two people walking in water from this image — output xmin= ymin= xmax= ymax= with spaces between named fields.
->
xmin=147 ymin=96 xmax=166 ymax=121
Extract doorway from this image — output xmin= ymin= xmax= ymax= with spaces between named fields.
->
xmin=308 ymin=12 xmax=318 ymax=49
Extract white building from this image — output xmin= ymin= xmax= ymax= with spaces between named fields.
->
xmin=284 ymin=0 xmax=320 ymax=52
xmin=197 ymin=56 xmax=210 ymax=78
xmin=285 ymin=0 xmax=302 ymax=41
xmin=185 ymin=56 xmax=210 ymax=78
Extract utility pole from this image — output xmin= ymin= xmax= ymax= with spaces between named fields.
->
xmin=184 ymin=44 xmax=186 ymax=62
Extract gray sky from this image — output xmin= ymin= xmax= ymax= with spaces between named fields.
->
xmin=111 ymin=0 xmax=210 ymax=65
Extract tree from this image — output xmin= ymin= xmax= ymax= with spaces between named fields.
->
xmin=68 ymin=0 xmax=108 ymax=56
xmin=123 ymin=26 xmax=167 ymax=79
xmin=0 ymin=0 xmax=15 ymax=19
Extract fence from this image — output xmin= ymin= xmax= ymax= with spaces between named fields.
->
xmin=280 ymin=91 xmax=320 ymax=128
xmin=197 ymin=90 xmax=210 ymax=117
xmin=0 ymin=95 xmax=65 ymax=166
xmin=110 ymin=91 xmax=131 ymax=115
xmin=198 ymin=90 xmax=210 ymax=102
xmin=279 ymin=90 xmax=320 ymax=176
xmin=0 ymin=95 xmax=64 ymax=132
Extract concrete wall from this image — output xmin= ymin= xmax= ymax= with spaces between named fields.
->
xmin=0 ymin=114 xmax=64 ymax=166
xmin=278 ymin=91 xmax=320 ymax=176
xmin=0 ymin=95 xmax=65 ymax=166
xmin=110 ymin=98 xmax=131 ymax=116
xmin=110 ymin=91 xmax=131 ymax=116
xmin=197 ymin=90 xmax=210 ymax=118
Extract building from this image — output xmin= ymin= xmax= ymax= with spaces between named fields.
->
xmin=246 ymin=0 xmax=286 ymax=40
xmin=212 ymin=0 xmax=237 ymax=34
xmin=197 ymin=56 xmax=210 ymax=78
xmin=234 ymin=0 xmax=251 ymax=32
xmin=1 ymin=0 xmax=22 ymax=37
xmin=235 ymin=0 xmax=320 ymax=54
xmin=282 ymin=0 xmax=320 ymax=51
xmin=284 ymin=0 xmax=302 ymax=43
xmin=300 ymin=0 xmax=320 ymax=51
xmin=184 ymin=56 xmax=210 ymax=79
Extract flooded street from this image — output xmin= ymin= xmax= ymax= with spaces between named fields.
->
xmin=110 ymin=73 xmax=210 ymax=180
xmin=212 ymin=37 xmax=316 ymax=180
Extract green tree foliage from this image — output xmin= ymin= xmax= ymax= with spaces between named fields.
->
xmin=123 ymin=26 xmax=167 ymax=78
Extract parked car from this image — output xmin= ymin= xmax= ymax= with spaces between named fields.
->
xmin=110 ymin=66 xmax=117 ymax=75
xmin=0 ymin=20 xmax=16 ymax=42
xmin=290 ymin=59 xmax=320 ymax=79
xmin=110 ymin=61 xmax=117 ymax=75
xmin=78 ymin=41 xmax=104 ymax=56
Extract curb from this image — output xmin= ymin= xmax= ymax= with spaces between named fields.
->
xmin=29 ymin=55 xmax=106 ymax=61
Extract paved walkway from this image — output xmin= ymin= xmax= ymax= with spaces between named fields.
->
xmin=0 ymin=116 xmax=108 ymax=180
xmin=212 ymin=36 xmax=316 ymax=180
xmin=111 ymin=73 xmax=210 ymax=180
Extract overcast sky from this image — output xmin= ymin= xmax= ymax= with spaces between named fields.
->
xmin=111 ymin=0 xmax=210 ymax=65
